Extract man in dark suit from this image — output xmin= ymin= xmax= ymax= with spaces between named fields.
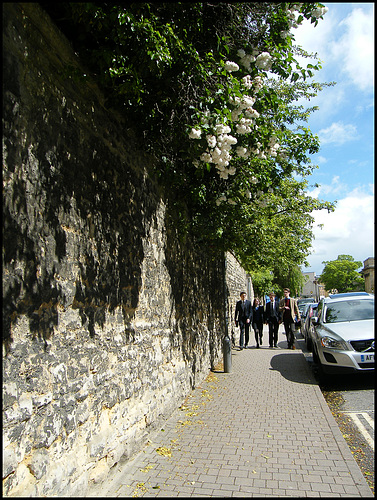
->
xmin=234 ymin=292 xmax=253 ymax=350
xmin=265 ymin=292 xmax=281 ymax=348
xmin=279 ymin=288 xmax=301 ymax=349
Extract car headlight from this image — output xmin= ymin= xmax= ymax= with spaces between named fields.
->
xmin=320 ymin=336 xmax=348 ymax=350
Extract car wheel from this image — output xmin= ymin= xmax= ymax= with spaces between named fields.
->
xmin=312 ymin=344 xmax=319 ymax=363
xmin=306 ymin=334 xmax=312 ymax=351
xmin=312 ymin=345 xmax=326 ymax=382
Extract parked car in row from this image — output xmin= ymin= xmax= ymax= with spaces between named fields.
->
xmin=301 ymin=302 xmax=315 ymax=323
xmin=298 ymin=303 xmax=308 ymax=319
xmin=307 ymin=292 xmax=374 ymax=376
xmin=297 ymin=297 xmax=316 ymax=308
xmin=297 ymin=298 xmax=316 ymax=328
xmin=302 ymin=302 xmax=318 ymax=346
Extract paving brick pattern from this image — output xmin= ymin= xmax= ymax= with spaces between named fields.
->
xmin=87 ymin=329 xmax=373 ymax=497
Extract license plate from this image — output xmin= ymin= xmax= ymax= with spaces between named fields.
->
xmin=360 ymin=354 xmax=374 ymax=362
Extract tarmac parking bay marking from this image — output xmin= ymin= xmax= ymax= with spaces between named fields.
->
xmin=341 ymin=411 xmax=374 ymax=451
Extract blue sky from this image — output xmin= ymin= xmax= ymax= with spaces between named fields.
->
xmin=292 ymin=2 xmax=374 ymax=275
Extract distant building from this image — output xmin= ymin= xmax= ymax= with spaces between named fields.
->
xmin=360 ymin=257 xmax=374 ymax=294
xmin=301 ymin=272 xmax=326 ymax=301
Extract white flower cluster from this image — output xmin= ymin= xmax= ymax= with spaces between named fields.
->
xmin=190 ymin=124 xmax=239 ymax=179
xmin=216 ymin=194 xmax=237 ymax=206
xmin=189 ymin=128 xmax=201 ymax=139
xmin=268 ymin=135 xmax=280 ymax=157
xmin=235 ymin=117 xmax=254 ymax=136
xmin=311 ymin=6 xmax=328 ymax=18
xmin=286 ymin=7 xmax=300 ymax=29
xmin=253 ymin=76 xmax=263 ymax=92
xmin=285 ymin=3 xmax=328 ymax=30
xmin=225 ymin=60 xmax=240 ymax=72
xmin=241 ymin=75 xmax=253 ymax=89
xmin=248 ymin=135 xmax=281 ymax=161
xmin=229 ymin=93 xmax=260 ymax=134
xmin=201 ymin=131 xmax=238 ymax=179
xmin=237 ymin=49 xmax=257 ymax=71
xmin=255 ymin=52 xmax=274 ymax=71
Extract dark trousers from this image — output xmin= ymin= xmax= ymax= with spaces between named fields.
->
xmin=268 ymin=319 xmax=279 ymax=347
xmin=283 ymin=318 xmax=296 ymax=348
xmin=245 ymin=324 xmax=250 ymax=347
xmin=252 ymin=321 xmax=263 ymax=345
xmin=239 ymin=319 xmax=250 ymax=348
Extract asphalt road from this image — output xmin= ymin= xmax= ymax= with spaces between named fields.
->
xmin=297 ymin=333 xmax=375 ymax=495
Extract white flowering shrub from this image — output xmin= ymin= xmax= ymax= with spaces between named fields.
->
xmin=186 ymin=2 xmax=330 ymax=211
xmin=188 ymin=48 xmax=280 ymax=204
xmin=54 ymin=2 xmax=334 ymax=273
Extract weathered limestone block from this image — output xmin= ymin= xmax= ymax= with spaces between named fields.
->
xmin=88 ymin=457 xmax=111 ymax=485
xmin=4 ymin=463 xmax=37 ymax=498
xmin=3 ymin=444 xmax=18 ymax=478
xmin=26 ymin=448 xmax=49 ymax=480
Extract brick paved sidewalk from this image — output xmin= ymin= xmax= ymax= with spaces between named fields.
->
xmin=86 ymin=328 xmax=373 ymax=497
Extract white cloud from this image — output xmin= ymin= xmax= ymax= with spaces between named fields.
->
xmin=305 ymin=187 xmax=374 ymax=273
xmin=294 ymin=4 xmax=374 ymax=93
xmin=355 ymin=98 xmax=375 ymax=115
xmin=317 ymin=121 xmax=359 ymax=145
xmin=316 ymin=155 xmax=328 ymax=164
xmin=308 ymin=175 xmax=349 ymax=198
xmin=293 ymin=6 xmax=336 ymax=58
xmin=332 ymin=7 xmax=374 ymax=91
xmin=295 ymin=5 xmax=374 ymax=275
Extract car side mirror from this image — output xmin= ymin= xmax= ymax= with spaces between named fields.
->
xmin=311 ymin=316 xmax=319 ymax=326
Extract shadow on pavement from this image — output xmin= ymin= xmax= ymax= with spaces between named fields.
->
xmin=269 ymin=352 xmax=318 ymax=385
xmin=314 ymin=367 xmax=375 ymax=391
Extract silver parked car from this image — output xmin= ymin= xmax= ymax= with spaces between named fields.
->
xmin=309 ymin=292 xmax=374 ymax=375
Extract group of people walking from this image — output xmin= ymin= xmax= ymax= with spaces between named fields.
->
xmin=234 ymin=289 xmax=300 ymax=350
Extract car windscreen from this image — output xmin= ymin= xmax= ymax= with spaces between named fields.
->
xmin=325 ymin=299 xmax=375 ymax=323
xmin=298 ymin=299 xmax=314 ymax=306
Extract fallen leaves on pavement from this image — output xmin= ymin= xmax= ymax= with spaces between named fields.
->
xmin=156 ymin=446 xmax=172 ymax=457
xmin=323 ymin=390 xmax=374 ymax=495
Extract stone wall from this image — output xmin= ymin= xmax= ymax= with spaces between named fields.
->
xmin=2 ymin=3 xmax=250 ymax=497
xmin=225 ymin=252 xmax=253 ymax=346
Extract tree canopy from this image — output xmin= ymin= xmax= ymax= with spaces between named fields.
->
xmin=43 ymin=2 xmax=336 ymax=290
xmin=320 ymin=255 xmax=365 ymax=293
